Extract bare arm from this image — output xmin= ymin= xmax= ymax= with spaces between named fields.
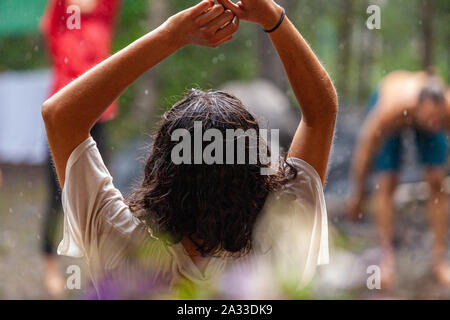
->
xmin=348 ymin=107 xmax=399 ymax=219
xmin=42 ymin=0 xmax=239 ymax=187
xmin=351 ymin=111 xmax=386 ymax=196
xmin=270 ymin=16 xmax=338 ymax=184
xmin=218 ymin=0 xmax=338 ymax=184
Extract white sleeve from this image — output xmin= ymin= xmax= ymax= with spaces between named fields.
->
xmin=284 ymin=158 xmax=329 ymax=266
xmin=253 ymin=157 xmax=329 ymax=288
xmin=57 ymin=137 xmax=145 ymax=270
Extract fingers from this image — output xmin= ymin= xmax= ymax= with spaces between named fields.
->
xmin=195 ymin=4 xmax=225 ymax=26
xmin=215 ymin=16 xmax=239 ymax=39
xmin=191 ymin=0 xmax=215 ymax=17
xmin=207 ymin=16 xmax=238 ymax=48
xmin=190 ymin=2 xmax=240 ymax=48
xmin=216 ymin=0 xmax=242 ymax=15
xmin=203 ymin=9 xmax=234 ymax=33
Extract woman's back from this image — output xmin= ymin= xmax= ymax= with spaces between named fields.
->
xmin=59 ymin=136 xmax=328 ymax=298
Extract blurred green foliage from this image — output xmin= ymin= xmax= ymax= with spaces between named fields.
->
xmin=0 ymin=0 xmax=47 ymax=37
xmin=0 ymin=0 xmax=448 ymax=144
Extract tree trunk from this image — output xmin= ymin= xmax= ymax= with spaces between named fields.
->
xmin=132 ymin=0 xmax=170 ymax=130
xmin=356 ymin=28 xmax=376 ymax=105
xmin=421 ymin=0 xmax=433 ymax=70
xmin=335 ymin=0 xmax=354 ymax=104
xmin=356 ymin=1 xmax=378 ymax=105
xmin=256 ymin=0 xmax=298 ymax=92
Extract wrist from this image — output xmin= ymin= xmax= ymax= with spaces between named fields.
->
xmin=259 ymin=3 xmax=284 ymax=31
xmin=161 ymin=17 xmax=188 ymax=50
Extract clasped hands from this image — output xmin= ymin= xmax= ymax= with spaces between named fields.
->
xmin=164 ymin=0 xmax=284 ymax=48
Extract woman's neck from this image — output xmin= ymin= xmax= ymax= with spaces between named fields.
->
xmin=181 ymin=237 xmax=209 ymax=270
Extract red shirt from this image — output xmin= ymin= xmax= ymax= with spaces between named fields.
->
xmin=41 ymin=0 xmax=120 ymax=122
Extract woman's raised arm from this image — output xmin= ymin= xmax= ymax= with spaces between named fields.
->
xmin=218 ymin=0 xmax=338 ymax=184
xmin=42 ymin=0 xmax=238 ymax=187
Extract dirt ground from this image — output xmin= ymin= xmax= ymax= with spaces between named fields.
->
xmin=0 ymin=165 xmax=89 ymax=299
xmin=317 ymin=195 xmax=450 ymax=299
xmin=0 ymin=164 xmax=449 ymax=299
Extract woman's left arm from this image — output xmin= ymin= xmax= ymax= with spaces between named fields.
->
xmin=42 ymin=0 xmax=238 ymax=187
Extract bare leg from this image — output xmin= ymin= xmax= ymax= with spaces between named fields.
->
xmin=373 ymin=172 xmax=398 ymax=290
xmin=42 ymin=156 xmax=65 ymax=298
xmin=425 ymin=168 xmax=450 ymax=285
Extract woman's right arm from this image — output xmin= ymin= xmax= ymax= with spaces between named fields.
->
xmin=218 ymin=0 xmax=338 ymax=184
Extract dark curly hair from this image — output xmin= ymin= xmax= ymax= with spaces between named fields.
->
xmin=128 ymin=89 xmax=295 ymax=257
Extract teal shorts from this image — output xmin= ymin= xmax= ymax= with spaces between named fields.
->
xmin=367 ymin=91 xmax=448 ymax=172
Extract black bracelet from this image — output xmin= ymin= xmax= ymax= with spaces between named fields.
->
xmin=263 ymin=7 xmax=286 ymax=33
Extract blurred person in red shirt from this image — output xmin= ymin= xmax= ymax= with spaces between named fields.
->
xmin=40 ymin=0 xmax=120 ymax=298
